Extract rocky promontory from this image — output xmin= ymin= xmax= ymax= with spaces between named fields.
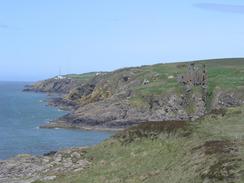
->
xmin=25 ymin=59 xmax=244 ymax=131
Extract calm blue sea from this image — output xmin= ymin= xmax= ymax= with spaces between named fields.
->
xmin=0 ymin=81 xmax=112 ymax=160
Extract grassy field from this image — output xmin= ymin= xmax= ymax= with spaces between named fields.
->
xmin=37 ymin=105 xmax=244 ymax=183
xmin=65 ymin=72 xmax=98 ymax=81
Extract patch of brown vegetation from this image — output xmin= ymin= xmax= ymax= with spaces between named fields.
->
xmin=205 ymin=158 xmax=241 ymax=181
xmin=210 ymin=108 xmax=227 ymax=117
xmin=192 ymin=140 xmax=237 ymax=155
xmin=192 ymin=140 xmax=242 ymax=182
xmin=176 ymin=64 xmax=187 ymax=69
xmin=115 ymin=121 xmax=191 ymax=144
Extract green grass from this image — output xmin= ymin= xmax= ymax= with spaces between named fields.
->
xmin=129 ymin=58 xmax=244 ymax=108
xmin=43 ymin=105 xmax=244 ymax=183
xmin=65 ymin=72 xmax=98 ymax=81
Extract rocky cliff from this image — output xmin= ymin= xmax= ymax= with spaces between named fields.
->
xmin=25 ymin=58 xmax=244 ymax=130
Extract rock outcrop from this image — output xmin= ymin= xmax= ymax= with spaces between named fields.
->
xmin=0 ymin=148 xmax=89 ymax=183
xmin=211 ymin=88 xmax=244 ymax=109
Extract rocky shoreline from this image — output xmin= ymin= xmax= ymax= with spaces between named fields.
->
xmin=0 ymin=148 xmax=89 ymax=183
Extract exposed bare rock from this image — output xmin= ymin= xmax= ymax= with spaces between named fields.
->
xmin=0 ymin=148 xmax=89 ymax=183
xmin=211 ymin=88 xmax=244 ymax=110
xmin=41 ymin=94 xmax=202 ymax=130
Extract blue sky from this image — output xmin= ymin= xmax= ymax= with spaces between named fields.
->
xmin=0 ymin=0 xmax=243 ymax=81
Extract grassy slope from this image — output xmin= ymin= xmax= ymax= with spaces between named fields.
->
xmin=129 ymin=58 xmax=244 ymax=108
xmin=37 ymin=58 xmax=244 ymax=183
xmin=61 ymin=59 xmax=244 ymax=112
xmin=65 ymin=72 xmax=97 ymax=82
xmin=44 ymin=106 xmax=244 ymax=183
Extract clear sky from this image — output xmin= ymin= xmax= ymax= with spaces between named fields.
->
xmin=0 ymin=0 xmax=243 ymax=81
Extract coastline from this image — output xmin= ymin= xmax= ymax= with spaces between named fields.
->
xmin=40 ymin=121 xmax=124 ymax=132
xmin=0 ymin=87 xmax=115 ymax=183
xmin=22 ymin=60 xmax=244 ymax=134
xmin=42 ymin=95 xmax=125 ymax=132
xmin=23 ymin=88 xmax=122 ymax=132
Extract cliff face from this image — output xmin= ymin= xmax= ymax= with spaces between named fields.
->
xmin=25 ymin=58 xmax=244 ymax=130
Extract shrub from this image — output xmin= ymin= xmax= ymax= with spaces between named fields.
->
xmin=114 ymin=121 xmax=191 ymax=144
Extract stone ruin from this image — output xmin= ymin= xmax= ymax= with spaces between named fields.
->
xmin=177 ymin=63 xmax=208 ymax=102
xmin=177 ymin=63 xmax=208 ymax=89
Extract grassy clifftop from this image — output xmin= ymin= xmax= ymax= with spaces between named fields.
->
xmin=130 ymin=58 xmax=244 ymax=105
xmin=31 ymin=58 xmax=244 ymax=95
xmin=65 ymin=58 xmax=244 ymax=108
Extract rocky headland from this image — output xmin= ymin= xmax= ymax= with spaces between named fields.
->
xmin=24 ymin=59 xmax=244 ymax=131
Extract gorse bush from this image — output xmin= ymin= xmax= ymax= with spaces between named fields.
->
xmin=114 ymin=121 xmax=192 ymax=144
xmin=210 ymin=108 xmax=227 ymax=116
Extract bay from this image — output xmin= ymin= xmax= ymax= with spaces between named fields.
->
xmin=0 ymin=81 xmax=111 ymax=160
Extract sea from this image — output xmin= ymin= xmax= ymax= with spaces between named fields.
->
xmin=0 ymin=81 xmax=112 ymax=160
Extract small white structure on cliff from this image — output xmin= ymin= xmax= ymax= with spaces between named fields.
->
xmin=55 ymin=75 xmax=66 ymax=80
